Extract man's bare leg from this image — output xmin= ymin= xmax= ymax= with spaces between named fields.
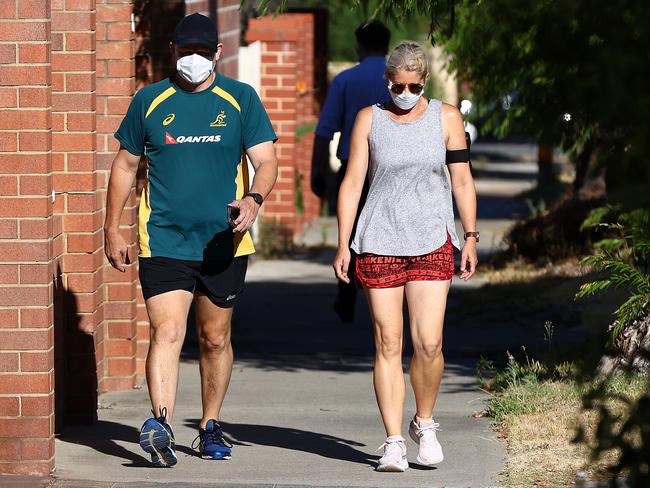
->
xmin=145 ymin=289 xmax=194 ymax=423
xmin=194 ymin=292 xmax=234 ymax=427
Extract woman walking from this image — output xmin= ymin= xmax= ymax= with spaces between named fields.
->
xmin=333 ymin=41 xmax=478 ymax=472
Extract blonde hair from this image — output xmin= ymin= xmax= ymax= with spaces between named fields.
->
xmin=385 ymin=41 xmax=429 ymax=80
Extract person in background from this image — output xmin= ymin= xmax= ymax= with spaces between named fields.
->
xmin=311 ymin=20 xmax=391 ymax=323
xmin=104 ymin=13 xmax=277 ymax=467
xmin=334 ymin=41 xmax=478 ymax=472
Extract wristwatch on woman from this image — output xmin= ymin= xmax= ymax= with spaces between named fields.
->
xmin=464 ymin=231 xmax=479 ymax=242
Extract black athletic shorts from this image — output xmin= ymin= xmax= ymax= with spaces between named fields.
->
xmin=138 ymin=256 xmax=248 ymax=308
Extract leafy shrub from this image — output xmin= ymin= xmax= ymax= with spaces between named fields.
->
xmin=257 ymin=220 xmax=293 ymax=259
xmin=577 ymin=206 xmax=650 ymax=342
xmin=481 ymin=347 xmax=583 ymax=423
xmin=504 ymin=195 xmax=604 ymax=262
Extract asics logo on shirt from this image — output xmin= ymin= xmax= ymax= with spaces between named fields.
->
xmin=163 ymin=113 xmax=175 ymax=126
xmin=165 ymin=132 xmax=222 ymax=145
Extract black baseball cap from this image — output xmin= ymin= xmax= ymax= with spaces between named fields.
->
xmin=173 ymin=13 xmax=218 ymax=52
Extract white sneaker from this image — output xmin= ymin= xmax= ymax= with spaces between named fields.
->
xmin=409 ymin=417 xmax=444 ymax=465
xmin=376 ymin=435 xmax=409 ymax=472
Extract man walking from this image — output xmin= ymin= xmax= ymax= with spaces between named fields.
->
xmin=311 ymin=20 xmax=391 ymax=322
xmin=104 ymin=13 xmax=277 ymax=466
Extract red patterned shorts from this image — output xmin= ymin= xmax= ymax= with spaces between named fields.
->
xmin=355 ymin=235 xmax=454 ymax=289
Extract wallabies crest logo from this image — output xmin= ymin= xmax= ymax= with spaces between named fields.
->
xmin=209 ymin=110 xmax=227 ymax=127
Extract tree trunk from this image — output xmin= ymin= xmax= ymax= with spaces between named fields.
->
xmin=573 ymin=142 xmax=607 ymax=198
xmin=573 ymin=143 xmax=592 ymax=194
xmin=537 ymin=144 xmax=555 ymax=185
xmin=614 ymin=312 xmax=650 ymax=375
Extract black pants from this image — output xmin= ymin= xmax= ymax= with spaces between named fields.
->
xmin=336 ymin=160 xmax=369 ymax=307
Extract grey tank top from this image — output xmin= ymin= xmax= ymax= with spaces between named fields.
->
xmin=350 ymin=99 xmax=460 ymax=256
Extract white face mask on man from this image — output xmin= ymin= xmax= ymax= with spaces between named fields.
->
xmin=176 ymin=53 xmax=215 ymax=85
xmin=389 ymin=90 xmax=422 ymax=110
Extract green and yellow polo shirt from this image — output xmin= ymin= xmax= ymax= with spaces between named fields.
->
xmin=115 ymin=74 xmax=277 ymax=261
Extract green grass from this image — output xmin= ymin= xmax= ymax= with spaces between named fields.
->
xmin=482 ymin=349 xmax=649 ymax=488
xmin=487 ymin=378 xmax=582 ymax=423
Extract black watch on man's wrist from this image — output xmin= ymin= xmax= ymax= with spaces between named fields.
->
xmin=464 ymin=231 xmax=480 ymax=242
xmin=245 ymin=192 xmax=264 ymax=206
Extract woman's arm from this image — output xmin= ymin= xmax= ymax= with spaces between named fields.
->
xmin=442 ymin=103 xmax=478 ymax=281
xmin=333 ymin=107 xmax=372 ymax=283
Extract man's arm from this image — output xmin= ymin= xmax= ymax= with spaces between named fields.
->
xmin=312 ymin=76 xmax=344 ymax=197
xmin=229 ymin=140 xmax=278 ymax=233
xmin=104 ymin=148 xmax=142 ymax=271
xmin=310 ymin=135 xmax=330 ymax=198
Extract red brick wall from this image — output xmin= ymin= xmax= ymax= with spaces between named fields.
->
xmin=0 ymin=0 xmax=56 ymax=476
xmin=136 ymin=0 xmax=239 ymax=90
xmin=246 ymin=13 xmax=321 ymax=236
xmin=215 ymin=0 xmax=239 ymax=79
xmin=51 ymin=0 xmax=101 ymax=426
xmin=185 ymin=0 xmax=239 ymax=78
xmin=96 ymin=0 xmax=138 ymax=393
xmin=0 ymin=0 xmax=243 ymax=474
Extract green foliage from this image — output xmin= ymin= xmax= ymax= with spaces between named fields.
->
xmin=505 ymin=195 xmax=603 ymax=262
xmin=295 ymin=122 xmax=317 ymax=142
xmin=524 ymin=197 xmax=546 ymax=219
xmin=475 ymin=355 xmax=496 ymax=390
xmin=250 ymin=0 xmax=650 ymax=188
xmin=577 ymin=207 xmax=650 ymax=342
xmin=245 ymin=0 xmax=431 ymax=61
xmin=484 ymin=349 xmax=583 ymax=423
xmin=294 ymin=169 xmax=304 ymax=216
xmin=440 ymin=0 xmax=650 ymax=189
xmin=484 ymin=347 xmax=648 ymax=487
xmin=247 ymin=0 xmax=457 ymax=44
xmin=257 ymin=220 xmax=292 ymax=258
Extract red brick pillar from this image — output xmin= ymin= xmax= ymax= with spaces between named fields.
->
xmin=51 ymin=0 xmax=102 ymax=425
xmin=0 ymin=0 xmax=56 ymax=475
xmin=215 ymin=0 xmax=240 ymax=79
xmin=292 ymin=14 xmax=321 ymax=228
xmin=245 ymin=13 xmax=321 ymax=237
xmin=96 ymin=0 xmax=138 ymax=391
xmin=184 ymin=0 xmax=240 ymax=78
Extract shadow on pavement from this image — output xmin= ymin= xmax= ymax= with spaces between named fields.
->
xmin=472 ymin=149 xmax=521 ymax=163
xmin=182 ymin=280 xmax=480 ymax=383
xmin=56 ymin=420 xmax=196 ymax=468
xmin=473 ymin=166 xmax=537 ymax=182
xmin=183 ymin=419 xmax=378 ymax=468
xmin=473 ymin=194 xmax=528 ymax=220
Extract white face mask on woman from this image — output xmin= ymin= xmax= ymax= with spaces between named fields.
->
xmin=390 ymin=89 xmax=422 ymax=110
xmin=176 ymin=53 xmax=215 ymax=85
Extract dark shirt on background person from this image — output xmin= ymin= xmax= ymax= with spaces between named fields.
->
xmin=315 ymin=55 xmax=390 ymax=162
xmin=311 ymin=20 xmax=391 ymax=323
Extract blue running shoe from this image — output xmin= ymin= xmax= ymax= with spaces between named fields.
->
xmin=192 ymin=419 xmax=232 ymax=460
xmin=139 ymin=407 xmax=177 ymax=467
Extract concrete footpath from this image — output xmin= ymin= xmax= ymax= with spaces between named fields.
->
xmin=51 ymin=264 xmax=505 ymax=488
xmin=40 ymin=142 xmax=540 ymax=488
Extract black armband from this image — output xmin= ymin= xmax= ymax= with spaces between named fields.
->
xmin=446 ymin=148 xmax=470 ymax=164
